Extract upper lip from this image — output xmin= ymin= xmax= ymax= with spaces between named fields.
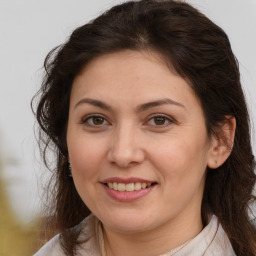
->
xmin=101 ymin=177 xmax=157 ymax=184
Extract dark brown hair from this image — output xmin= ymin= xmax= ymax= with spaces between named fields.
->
xmin=33 ymin=0 xmax=256 ymax=255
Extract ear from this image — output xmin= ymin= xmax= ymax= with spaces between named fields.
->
xmin=207 ymin=116 xmax=236 ymax=169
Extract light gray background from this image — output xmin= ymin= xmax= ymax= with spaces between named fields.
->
xmin=0 ymin=0 xmax=255 ymax=223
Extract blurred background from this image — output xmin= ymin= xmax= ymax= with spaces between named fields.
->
xmin=0 ymin=0 xmax=255 ymax=255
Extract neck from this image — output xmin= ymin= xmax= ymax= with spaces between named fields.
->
xmin=102 ymin=211 xmax=203 ymax=256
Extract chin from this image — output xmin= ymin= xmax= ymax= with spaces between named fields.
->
xmin=98 ymin=211 xmax=157 ymax=234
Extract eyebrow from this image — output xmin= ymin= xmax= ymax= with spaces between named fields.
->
xmin=74 ymin=98 xmax=185 ymax=112
xmin=75 ymin=98 xmax=112 ymax=111
xmin=136 ymin=98 xmax=185 ymax=112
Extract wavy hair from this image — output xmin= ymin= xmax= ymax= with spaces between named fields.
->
xmin=33 ymin=0 xmax=256 ymax=255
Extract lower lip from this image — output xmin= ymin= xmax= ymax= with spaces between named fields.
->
xmin=102 ymin=184 xmax=155 ymax=202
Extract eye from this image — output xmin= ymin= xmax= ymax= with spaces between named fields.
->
xmin=147 ymin=114 xmax=174 ymax=127
xmin=82 ymin=115 xmax=109 ymax=127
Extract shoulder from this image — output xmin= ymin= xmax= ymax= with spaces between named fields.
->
xmin=173 ymin=215 xmax=236 ymax=256
xmin=33 ymin=234 xmax=63 ymax=256
xmin=33 ymin=214 xmax=100 ymax=256
xmin=205 ymin=216 xmax=236 ymax=256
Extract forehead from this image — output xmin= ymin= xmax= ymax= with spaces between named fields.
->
xmin=76 ymin=50 xmax=173 ymax=85
xmin=71 ymin=50 xmax=200 ymax=111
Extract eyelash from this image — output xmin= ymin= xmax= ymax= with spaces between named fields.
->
xmin=81 ymin=114 xmax=110 ymax=127
xmin=146 ymin=114 xmax=175 ymax=128
xmin=81 ymin=114 xmax=175 ymax=128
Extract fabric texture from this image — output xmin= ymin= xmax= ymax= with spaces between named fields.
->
xmin=33 ymin=214 xmax=236 ymax=256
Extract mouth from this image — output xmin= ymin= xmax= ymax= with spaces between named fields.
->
xmin=101 ymin=178 xmax=157 ymax=201
xmin=104 ymin=182 xmax=157 ymax=192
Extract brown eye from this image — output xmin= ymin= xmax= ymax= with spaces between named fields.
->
xmin=154 ymin=116 xmax=166 ymax=125
xmin=92 ymin=116 xmax=104 ymax=125
xmin=147 ymin=114 xmax=174 ymax=127
xmin=82 ymin=115 xmax=109 ymax=127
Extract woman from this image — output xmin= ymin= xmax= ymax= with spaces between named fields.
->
xmin=33 ymin=0 xmax=256 ymax=255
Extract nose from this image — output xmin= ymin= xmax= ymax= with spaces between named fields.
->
xmin=107 ymin=124 xmax=145 ymax=168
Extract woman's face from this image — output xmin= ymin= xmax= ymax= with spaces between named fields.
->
xmin=67 ymin=50 xmax=215 ymax=234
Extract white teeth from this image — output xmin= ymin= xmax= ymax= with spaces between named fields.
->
xmin=118 ymin=183 xmax=126 ymax=191
xmin=113 ymin=182 xmax=118 ymax=190
xmin=107 ymin=182 xmax=152 ymax=192
xmin=126 ymin=183 xmax=134 ymax=192
xmin=134 ymin=182 xmax=142 ymax=190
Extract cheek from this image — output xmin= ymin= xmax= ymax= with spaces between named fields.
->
xmin=67 ymin=135 xmax=107 ymax=207
xmin=151 ymin=140 xmax=208 ymax=209
xmin=151 ymin=138 xmax=209 ymax=181
xmin=68 ymin=134 xmax=107 ymax=179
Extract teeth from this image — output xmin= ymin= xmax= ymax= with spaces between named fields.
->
xmin=107 ymin=182 xmax=152 ymax=192
xmin=126 ymin=183 xmax=134 ymax=192
xmin=118 ymin=183 xmax=126 ymax=191
xmin=134 ymin=182 xmax=142 ymax=190
xmin=113 ymin=182 xmax=118 ymax=190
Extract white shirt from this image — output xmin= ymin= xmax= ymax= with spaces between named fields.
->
xmin=34 ymin=214 xmax=236 ymax=256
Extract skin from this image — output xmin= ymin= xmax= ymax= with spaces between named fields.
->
xmin=67 ymin=50 xmax=234 ymax=256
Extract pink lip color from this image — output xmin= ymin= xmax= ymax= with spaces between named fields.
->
xmin=102 ymin=184 xmax=155 ymax=202
xmin=101 ymin=177 xmax=156 ymax=202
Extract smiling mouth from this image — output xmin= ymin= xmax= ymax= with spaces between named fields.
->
xmin=104 ymin=182 xmax=157 ymax=192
